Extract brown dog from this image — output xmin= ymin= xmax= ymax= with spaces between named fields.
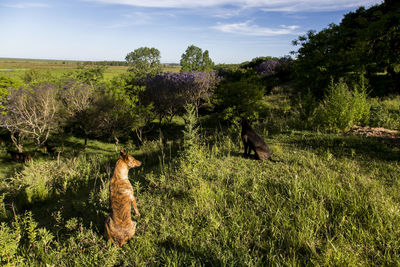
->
xmin=241 ymin=118 xmax=272 ymax=160
xmin=105 ymin=148 xmax=141 ymax=247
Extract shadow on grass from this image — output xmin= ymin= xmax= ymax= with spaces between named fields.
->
xmin=285 ymin=132 xmax=400 ymax=162
xmin=158 ymin=237 xmax=221 ymax=266
xmin=7 ymin=139 xmax=182 ymax=239
xmin=0 ymin=121 xmax=200 ymax=243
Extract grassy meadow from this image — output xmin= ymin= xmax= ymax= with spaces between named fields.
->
xmin=0 ymin=58 xmax=180 ymax=81
xmin=0 ymin=115 xmax=399 ymax=265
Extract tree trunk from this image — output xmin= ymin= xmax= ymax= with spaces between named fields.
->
xmin=84 ymin=136 xmax=88 ymax=150
xmin=135 ymin=128 xmax=143 ymax=144
xmin=10 ymin=132 xmax=23 ymax=153
xmin=158 ymin=113 xmax=164 ymax=127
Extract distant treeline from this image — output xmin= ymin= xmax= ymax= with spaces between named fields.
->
xmin=77 ymin=61 xmax=180 ymax=67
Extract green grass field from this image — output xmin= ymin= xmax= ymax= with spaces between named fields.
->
xmin=0 ymin=58 xmax=180 ymax=81
xmin=0 ymin=122 xmax=399 ymax=265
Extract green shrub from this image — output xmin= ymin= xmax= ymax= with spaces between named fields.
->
xmin=298 ymin=89 xmax=318 ymax=129
xmin=0 ymin=194 xmax=9 ymax=220
xmin=0 ymin=222 xmax=22 ymax=266
xmin=11 ymin=154 xmax=110 ymax=206
xmin=12 ymin=160 xmax=75 ymax=204
xmin=182 ymin=104 xmax=199 ymax=151
xmin=55 ymin=222 xmax=119 ymax=266
xmin=314 ymin=78 xmax=370 ymax=132
xmin=351 ymin=76 xmax=370 ymax=125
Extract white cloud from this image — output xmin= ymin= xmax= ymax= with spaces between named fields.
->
xmin=212 ymin=7 xmax=244 ymax=19
xmin=1 ymin=2 xmax=49 ymax=8
xmin=212 ymin=21 xmax=300 ymax=36
xmin=89 ymin=0 xmax=382 ymax=11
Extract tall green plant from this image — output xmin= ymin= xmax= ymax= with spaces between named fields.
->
xmin=316 ymin=78 xmax=370 ymax=131
xmin=351 ymin=75 xmax=370 ymax=124
xmin=182 ymin=104 xmax=199 ymax=150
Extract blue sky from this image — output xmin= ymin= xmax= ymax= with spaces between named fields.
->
xmin=0 ymin=0 xmax=383 ymax=64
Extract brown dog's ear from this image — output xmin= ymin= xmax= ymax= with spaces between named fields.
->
xmin=120 ymin=147 xmax=125 ymax=158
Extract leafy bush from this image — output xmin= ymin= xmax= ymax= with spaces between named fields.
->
xmin=181 ymin=104 xmax=201 ymax=163
xmin=0 ymin=76 xmax=22 ymax=115
xmin=11 ymin=154 xmax=109 ymax=206
xmin=314 ymin=79 xmax=370 ymax=132
xmin=0 ymin=222 xmax=22 ymax=266
xmin=11 ymin=159 xmax=75 ymax=204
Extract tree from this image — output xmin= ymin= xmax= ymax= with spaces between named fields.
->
xmin=105 ymin=75 xmax=154 ymax=143
xmin=125 ymin=47 xmax=162 ymax=79
xmin=213 ymin=69 xmax=265 ymax=121
xmin=180 ymin=45 xmax=214 ymax=72
xmin=1 ymin=84 xmax=60 ymax=152
xmin=143 ymin=71 xmax=219 ymax=122
xmin=59 ymin=79 xmax=96 ymax=148
xmin=292 ymin=1 xmax=400 ymax=97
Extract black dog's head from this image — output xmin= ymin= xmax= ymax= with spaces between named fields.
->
xmin=240 ymin=118 xmax=251 ymax=129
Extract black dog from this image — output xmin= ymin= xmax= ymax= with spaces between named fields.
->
xmin=241 ymin=118 xmax=272 ymax=160
xmin=7 ymin=149 xmax=31 ymax=163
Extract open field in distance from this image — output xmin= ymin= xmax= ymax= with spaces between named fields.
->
xmin=0 ymin=58 xmax=180 ymax=81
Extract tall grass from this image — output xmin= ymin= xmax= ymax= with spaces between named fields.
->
xmin=369 ymin=95 xmax=400 ymax=129
xmin=0 ymin=123 xmax=398 ymax=265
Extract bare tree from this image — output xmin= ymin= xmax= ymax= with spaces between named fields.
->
xmin=59 ymin=80 xmax=95 ymax=148
xmin=60 ymin=80 xmax=94 ymax=117
xmin=1 ymin=84 xmax=60 ymax=151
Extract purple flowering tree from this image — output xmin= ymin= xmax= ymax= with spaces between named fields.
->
xmin=255 ymin=60 xmax=281 ymax=77
xmin=143 ymin=71 xmax=219 ymax=122
xmin=1 ymin=84 xmax=60 ymax=152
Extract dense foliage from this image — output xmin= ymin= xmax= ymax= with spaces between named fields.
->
xmin=292 ymin=0 xmax=400 ymax=98
xmin=213 ymin=69 xmax=265 ymax=121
